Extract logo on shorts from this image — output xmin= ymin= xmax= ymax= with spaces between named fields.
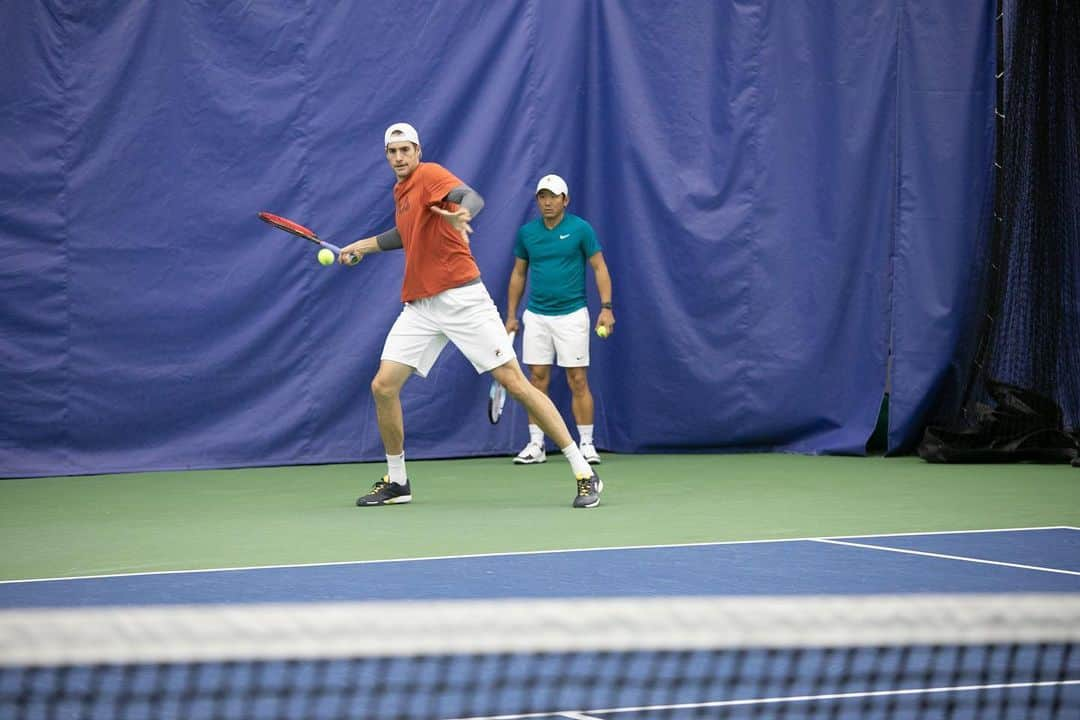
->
xmin=495 ymin=348 xmax=504 ymax=357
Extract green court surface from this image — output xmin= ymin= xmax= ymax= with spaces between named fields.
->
xmin=1 ymin=454 xmax=1077 ymax=582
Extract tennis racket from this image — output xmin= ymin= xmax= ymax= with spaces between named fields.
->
xmin=257 ymin=211 xmax=359 ymax=264
xmin=488 ymin=331 xmax=516 ymax=424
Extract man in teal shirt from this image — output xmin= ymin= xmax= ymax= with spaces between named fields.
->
xmin=504 ymin=174 xmax=615 ymax=465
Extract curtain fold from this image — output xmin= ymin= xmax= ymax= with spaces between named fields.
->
xmin=0 ymin=1 xmax=994 ymax=477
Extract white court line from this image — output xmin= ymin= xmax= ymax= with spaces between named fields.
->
xmin=452 ymin=680 xmax=1080 ymax=720
xmin=0 ymin=525 xmax=1072 ymax=585
xmin=559 ymin=713 xmax=603 ymax=720
xmin=815 ymin=538 xmax=1080 ymax=576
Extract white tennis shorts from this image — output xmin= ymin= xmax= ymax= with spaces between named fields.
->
xmin=521 ymin=307 xmax=590 ymax=368
xmin=382 ymin=282 xmax=516 ymax=377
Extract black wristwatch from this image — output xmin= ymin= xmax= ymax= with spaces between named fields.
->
xmin=600 ymin=302 xmax=613 ymax=310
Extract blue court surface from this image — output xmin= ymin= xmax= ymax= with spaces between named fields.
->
xmin=2 ymin=526 xmax=1077 ymax=608
xmin=2 ymin=526 xmax=1078 ymax=719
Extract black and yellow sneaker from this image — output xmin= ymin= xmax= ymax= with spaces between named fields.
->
xmin=572 ymin=471 xmax=603 ymax=508
xmin=356 ymin=476 xmax=412 ymax=506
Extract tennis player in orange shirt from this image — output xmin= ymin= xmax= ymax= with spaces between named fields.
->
xmin=339 ymin=123 xmax=603 ymax=508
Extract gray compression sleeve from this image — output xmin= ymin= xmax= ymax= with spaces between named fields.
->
xmin=445 ymin=183 xmax=485 ymax=217
xmin=375 ymin=228 xmax=403 ymax=251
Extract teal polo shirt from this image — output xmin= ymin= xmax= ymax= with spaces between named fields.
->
xmin=514 ymin=213 xmax=601 ymax=316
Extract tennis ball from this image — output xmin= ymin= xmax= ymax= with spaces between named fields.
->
xmin=596 ymin=326 xmax=609 ymax=338
xmin=317 ymin=248 xmax=335 ymax=266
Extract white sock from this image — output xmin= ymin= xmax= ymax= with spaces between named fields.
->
xmin=386 ymin=452 xmax=407 ymax=485
xmin=561 ymin=443 xmax=593 ymax=478
xmin=528 ymin=424 xmax=544 ymax=446
xmin=578 ymin=424 xmax=594 ymax=445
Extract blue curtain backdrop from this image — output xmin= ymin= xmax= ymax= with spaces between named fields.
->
xmin=0 ymin=1 xmax=994 ymax=478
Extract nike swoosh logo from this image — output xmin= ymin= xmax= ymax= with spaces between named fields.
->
xmin=559 ymin=234 xmax=570 ymax=239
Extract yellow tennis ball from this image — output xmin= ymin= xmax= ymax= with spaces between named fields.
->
xmin=317 ymin=248 xmax=335 ymax=266
xmin=596 ymin=326 xmax=609 ymax=338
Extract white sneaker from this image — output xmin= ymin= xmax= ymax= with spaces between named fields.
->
xmin=580 ymin=442 xmax=601 ymax=465
xmin=514 ymin=442 xmax=547 ymax=464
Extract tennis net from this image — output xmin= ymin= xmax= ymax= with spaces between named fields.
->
xmin=2 ymin=593 xmax=1077 ymax=719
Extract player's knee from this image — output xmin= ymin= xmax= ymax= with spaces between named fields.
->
xmin=495 ymin=370 xmax=532 ymax=401
xmin=370 ymin=374 xmax=397 ymax=402
xmin=566 ymin=370 xmax=589 ymax=395
xmin=528 ymin=367 xmax=551 ymax=388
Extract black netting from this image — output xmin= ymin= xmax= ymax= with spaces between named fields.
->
xmin=2 ymin=644 xmax=1077 ymax=720
xmin=919 ymin=0 xmax=1080 ymax=463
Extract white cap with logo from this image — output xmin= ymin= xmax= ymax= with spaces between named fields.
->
xmin=384 ymin=122 xmax=420 ymax=148
xmin=535 ymin=174 xmax=568 ymax=197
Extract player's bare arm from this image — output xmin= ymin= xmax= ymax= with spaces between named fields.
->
xmin=338 ymin=235 xmax=379 ymax=265
xmin=589 ymin=251 xmax=615 ymax=335
xmin=505 ymin=257 xmax=529 ymax=334
xmin=339 ymin=227 xmax=405 ymax=265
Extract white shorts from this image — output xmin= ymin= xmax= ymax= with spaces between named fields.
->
xmin=521 ymin=307 xmax=590 ymax=368
xmin=382 ymin=282 xmax=516 ymax=378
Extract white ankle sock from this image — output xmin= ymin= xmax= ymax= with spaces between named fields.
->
xmin=386 ymin=452 xmax=407 ymax=485
xmin=561 ymin=443 xmax=593 ymax=477
xmin=578 ymin=424 xmax=594 ymax=445
xmin=528 ymin=424 xmax=544 ymax=446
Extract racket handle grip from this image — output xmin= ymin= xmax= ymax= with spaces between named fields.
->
xmin=322 ymin=240 xmax=361 ymax=265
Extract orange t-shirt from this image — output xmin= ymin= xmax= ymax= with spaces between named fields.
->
xmin=393 ymin=162 xmax=481 ymax=302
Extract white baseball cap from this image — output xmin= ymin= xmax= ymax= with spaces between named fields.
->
xmin=535 ymin=174 xmax=568 ymax=197
xmin=384 ymin=122 xmax=420 ymax=148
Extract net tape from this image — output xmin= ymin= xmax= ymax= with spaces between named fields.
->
xmin=3 ymin=594 xmax=1078 ymax=667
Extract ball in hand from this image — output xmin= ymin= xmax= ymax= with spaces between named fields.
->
xmin=596 ymin=326 xmax=609 ymax=339
xmin=317 ymin=248 xmax=335 ymax=266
